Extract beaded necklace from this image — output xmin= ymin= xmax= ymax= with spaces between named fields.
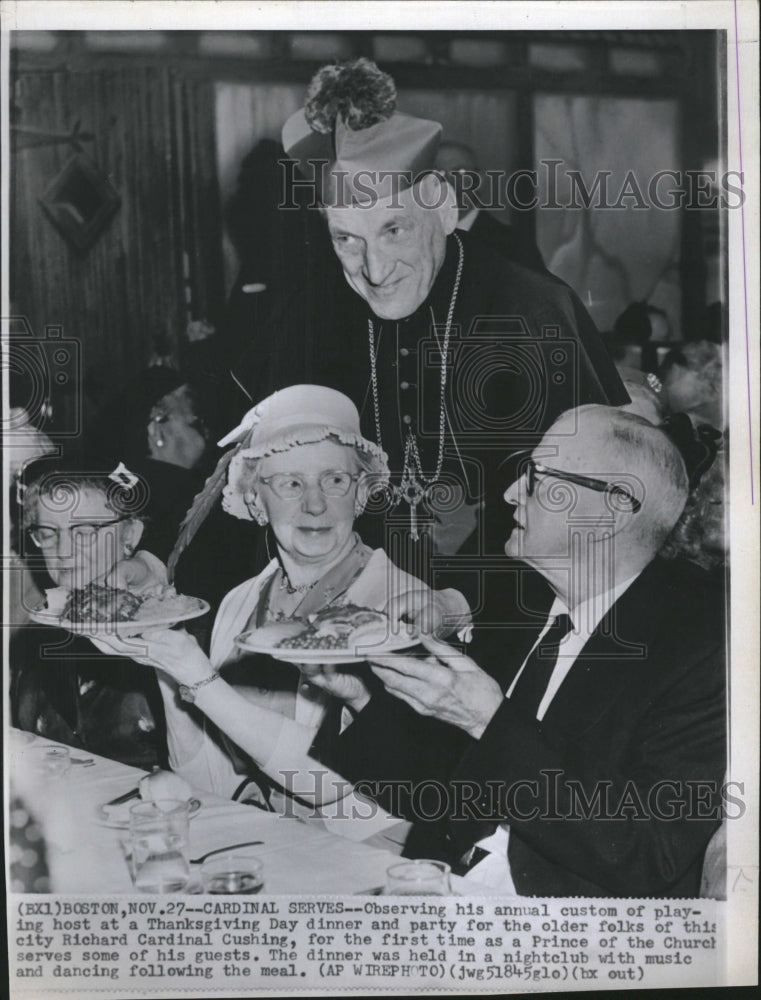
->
xmin=367 ymin=233 xmax=464 ymax=539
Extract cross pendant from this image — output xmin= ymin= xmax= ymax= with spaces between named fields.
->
xmin=400 ymin=479 xmax=427 ymax=542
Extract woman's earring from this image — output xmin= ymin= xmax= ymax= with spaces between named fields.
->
xmin=124 ymin=541 xmax=135 ymax=557
xmin=244 ymin=490 xmax=268 ymax=526
xmin=156 ymin=436 xmax=164 ymax=447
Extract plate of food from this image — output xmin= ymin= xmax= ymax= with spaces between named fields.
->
xmin=29 ymin=583 xmax=210 ymax=637
xmin=235 ymin=604 xmax=419 ymax=664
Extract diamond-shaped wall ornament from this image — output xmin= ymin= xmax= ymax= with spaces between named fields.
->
xmin=39 ymin=153 xmax=120 ymax=251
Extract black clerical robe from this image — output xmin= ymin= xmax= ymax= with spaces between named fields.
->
xmin=231 ymin=230 xmax=627 ymax=590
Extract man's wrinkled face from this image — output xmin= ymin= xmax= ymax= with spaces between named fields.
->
xmin=503 ymin=423 xmax=615 ymax=567
xmin=325 ymin=184 xmax=449 ymax=321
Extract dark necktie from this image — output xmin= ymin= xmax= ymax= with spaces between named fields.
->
xmin=509 ymin=613 xmax=573 ymax=718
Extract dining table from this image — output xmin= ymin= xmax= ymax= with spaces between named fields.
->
xmin=8 ymin=729 xmax=421 ymax=895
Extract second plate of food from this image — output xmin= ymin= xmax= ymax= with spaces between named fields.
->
xmin=235 ymin=624 xmax=418 ymax=664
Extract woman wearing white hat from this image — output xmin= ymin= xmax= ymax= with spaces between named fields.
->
xmin=92 ymin=385 xmax=469 ymax=813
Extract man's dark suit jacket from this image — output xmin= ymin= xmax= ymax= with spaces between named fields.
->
xmin=466 ymin=210 xmax=546 ymax=274
xmin=321 ymin=556 xmax=726 ymax=898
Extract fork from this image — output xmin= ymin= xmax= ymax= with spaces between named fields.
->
xmin=190 ymin=841 xmax=264 ymax=865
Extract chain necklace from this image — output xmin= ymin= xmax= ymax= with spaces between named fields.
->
xmin=367 ymin=232 xmax=464 ymax=540
xmin=279 ymin=575 xmax=321 ymax=595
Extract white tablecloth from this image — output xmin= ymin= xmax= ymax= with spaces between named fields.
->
xmin=8 ymin=731 xmax=406 ymax=894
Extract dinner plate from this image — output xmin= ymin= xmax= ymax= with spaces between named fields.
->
xmin=29 ymin=597 xmax=210 ymax=638
xmin=96 ymin=797 xmax=202 ymax=828
xmin=234 ymin=627 xmax=419 ymax=665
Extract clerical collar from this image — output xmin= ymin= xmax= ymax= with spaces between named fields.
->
xmin=457 ymin=207 xmax=480 ymax=232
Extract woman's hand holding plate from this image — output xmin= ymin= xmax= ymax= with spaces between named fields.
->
xmin=87 ymin=628 xmax=211 ymax=685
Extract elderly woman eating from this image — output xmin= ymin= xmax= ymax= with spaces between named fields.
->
xmin=92 ymin=385 xmax=470 ymax=813
xmin=12 ymin=459 xmax=168 ymax=767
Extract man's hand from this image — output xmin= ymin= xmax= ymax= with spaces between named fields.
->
xmin=386 ymin=589 xmax=448 ymax=638
xmin=386 ymin=587 xmax=471 ymax=640
xmin=369 ymin=635 xmax=503 ymax=739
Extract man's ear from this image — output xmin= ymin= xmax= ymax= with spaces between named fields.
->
xmin=419 ymin=173 xmax=458 ymax=235
xmin=591 ymin=503 xmax=636 ymax=539
xmin=121 ymin=518 xmax=145 ymax=551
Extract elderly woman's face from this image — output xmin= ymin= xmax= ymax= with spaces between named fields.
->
xmin=249 ymin=440 xmax=360 ymax=566
xmin=29 ymin=487 xmax=133 ymax=588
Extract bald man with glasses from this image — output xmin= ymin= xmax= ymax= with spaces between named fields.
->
xmin=322 ymin=404 xmax=726 ymax=897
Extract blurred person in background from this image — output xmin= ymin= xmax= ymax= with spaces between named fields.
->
xmin=87 ymin=366 xmax=209 ymax=560
xmin=660 ymin=340 xmax=725 ymax=431
xmin=5 ymin=377 xmax=58 ymax=631
xmin=659 ymin=342 xmax=726 ymax=575
xmin=618 ymin=368 xmax=667 ymax=425
xmin=434 ymin=139 xmax=546 ymax=273
xmin=86 ymin=365 xmax=255 ymax=632
xmin=659 ymin=431 xmax=727 ymax=576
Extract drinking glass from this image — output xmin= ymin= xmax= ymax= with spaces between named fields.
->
xmin=200 ymin=852 xmax=264 ymax=895
xmin=28 ymin=745 xmax=71 ymax=778
xmin=385 ymin=859 xmax=451 ymax=895
xmin=129 ymin=799 xmax=190 ymax=893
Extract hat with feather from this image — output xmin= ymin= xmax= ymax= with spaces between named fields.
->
xmin=167 ymin=385 xmax=389 ymax=580
xmin=282 ymin=58 xmax=442 ymax=205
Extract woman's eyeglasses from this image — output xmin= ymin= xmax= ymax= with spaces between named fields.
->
xmin=256 ymin=471 xmax=361 ymax=501
xmin=524 ymin=458 xmax=642 ymax=512
xmin=27 ymin=517 xmax=129 ymax=549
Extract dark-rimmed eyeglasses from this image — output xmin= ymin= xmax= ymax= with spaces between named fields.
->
xmin=27 ymin=517 xmax=130 ymax=549
xmin=256 ymin=471 xmax=361 ymax=501
xmin=524 ymin=458 xmax=641 ymax=512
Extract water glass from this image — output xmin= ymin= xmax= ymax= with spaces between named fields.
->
xmin=385 ymin=859 xmax=451 ymax=895
xmin=129 ymin=799 xmax=190 ymax=893
xmin=200 ymin=852 xmax=264 ymax=895
xmin=28 ymin=745 xmax=71 ymax=778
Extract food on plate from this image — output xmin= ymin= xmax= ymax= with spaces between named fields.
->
xmin=136 ymin=591 xmax=204 ymax=621
xmin=43 ymin=587 xmax=70 ymax=614
xmin=276 ymin=604 xmax=391 ymax=651
xmin=243 ymin=620 xmax=306 ymax=647
xmin=41 ymin=582 xmax=205 ymax=626
xmin=139 ymin=769 xmax=192 ymax=802
xmin=62 ymin=583 xmax=143 ymax=623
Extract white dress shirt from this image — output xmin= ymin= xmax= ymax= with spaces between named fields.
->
xmin=463 ymin=574 xmax=639 ymax=892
